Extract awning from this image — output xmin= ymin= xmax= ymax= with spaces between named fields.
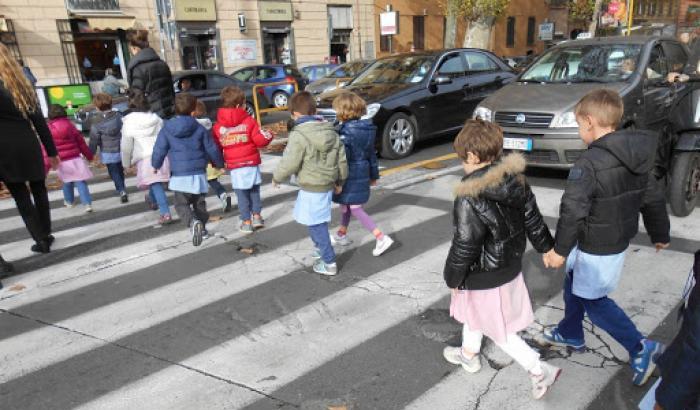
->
xmin=86 ymin=17 xmax=135 ymax=30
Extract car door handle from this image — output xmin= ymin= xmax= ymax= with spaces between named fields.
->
xmin=462 ymin=83 xmax=471 ymax=89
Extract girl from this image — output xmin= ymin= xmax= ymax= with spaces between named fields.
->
xmin=120 ymin=89 xmax=172 ymax=225
xmin=443 ymin=119 xmax=560 ymax=399
xmin=330 ymin=92 xmax=393 ymax=257
xmin=48 ymin=104 xmax=95 ymax=213
xmin=193 ymin=100 xmax=231 ymax=213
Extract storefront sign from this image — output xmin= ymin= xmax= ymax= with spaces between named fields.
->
xmin=380 ymin=11 xmax=398 ymax=35
xmin=538 ymin=22 xmax=554 ymax=41
xmin=45 ymin=84 xmax=92 ymax=115
xmin=174 ymin=0 xmax=216 ymax=21
xmin=259 ymin=1 xmax=293 ymax=22
xmin=227 ymin=39 xmax=257 ymax=63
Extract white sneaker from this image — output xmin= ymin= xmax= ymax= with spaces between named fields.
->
xmin=330 ymin=232 xmax=352 ymax=246
xmin=84 ymin=205 xmax=93 ymax=213
xmin=530 ymin=362 xmax=562 ymax=400
xmin=372 ymin=235 xmax=394 ymax=256
xmin=442 ymin=346 xmax=481 ymax=373
xmin=64 ymin=200 xmax=75 ymax=208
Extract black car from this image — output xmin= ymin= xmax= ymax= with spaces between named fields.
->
xmin=317 ymin=49 xmax=515 ymax=159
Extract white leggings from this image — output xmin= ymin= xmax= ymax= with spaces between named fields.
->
xmin=462 ymin=323 xmax=542 ymax=374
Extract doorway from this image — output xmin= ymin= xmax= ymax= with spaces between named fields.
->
xmin=330 ymin=29 xmax=351 ymax=63
xmin=180 ymin=34 xmax=219 ymax=70
xmin=262 ymin=24 xmax=293 ymax=65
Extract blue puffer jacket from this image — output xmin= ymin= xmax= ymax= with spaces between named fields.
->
xmin=151 ymin=115 xmax=224 ymax=176
xmin=332 ymin=119 xmax=379 ymax=205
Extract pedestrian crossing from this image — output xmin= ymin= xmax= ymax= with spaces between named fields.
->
xmin=0 ymin=157 xmax=697 ymax=410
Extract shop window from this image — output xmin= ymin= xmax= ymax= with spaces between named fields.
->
xmin=527 ymin=17 xmax=536 ymax=46
xmin=74 ymin=36 xmax=123 ymax=82
xmin=413 ymin=16 xmax=425 ymax=50
xmin=506 ymin=17 xmax=516 ymax=48
xmin=380 ymin=35 xmax=390 ymax=52
xmin=331 ymin=29 xmax=352 ymax=63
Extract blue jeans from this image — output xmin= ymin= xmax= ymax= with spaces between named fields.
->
xmin=558 ymin=271 xmax=643 ymax=356
xmin=148 ymin=183 xmax=170 ymax=216
xmin=105 ymin=162 xmax=126 ymax=194
xmin=308 ymin=222 xmax=335 ymax=264
xmin=62 ymin=180 xmax=92 ymax=205
xmin=234 ymin=184 xmax=261 ymax=221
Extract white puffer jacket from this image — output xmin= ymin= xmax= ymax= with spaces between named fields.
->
xmin=120 ymin=112 xmax=164 ymax=167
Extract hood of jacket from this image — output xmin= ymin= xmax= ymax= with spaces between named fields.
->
xmin=293 ymin=121 xmax=339 ymax=153
xmin=454 ymin=153 xmax=528 ymax=207
xmin=163 ymin=115 xmax=201 ymax=139
xmin=195 ymin=116 xmax=212 ymax=130
xmin=128 ymin=47 xmax=161 ymax=70
xmin=590 ymin=129 xmax=656 ymax=175
xmin=216 ymin=107 xmax=248 ymax=127
xmin=123 ymin=112 xmax=162 ymax=135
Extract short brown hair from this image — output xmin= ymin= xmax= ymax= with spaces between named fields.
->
xmin=332 ymin=92 xmax=366 ymax=122
xmin=288 ymin=91 xmax=316 ymax=116
xmin=453 ymin=119 xmax=503 ymax=163
xmin=127 ymin=30 xmax=149 ymax=49
xmin=574 ymin=89 xmax=624 ymax=128
xmin=93 ymin=93 xmax=112 ymax=111
xmin=221 ymin=86 xmax=246 ymax=108
xmin=48 ymin=104 xmax=67 ymax=120
xmin=174 ymin=92 xmax=197 ymax=116
xmin=193 ymin=100 xmax=207 ymax=117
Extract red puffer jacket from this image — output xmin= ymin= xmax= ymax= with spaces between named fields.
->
xmin=213 ymin=108 xmax=272 ymax=170
xmin=48 ymin=117 xmax=94 ymax=162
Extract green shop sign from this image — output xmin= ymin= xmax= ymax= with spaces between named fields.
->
xmin=45 ymin=84 xmax=92 ymax=115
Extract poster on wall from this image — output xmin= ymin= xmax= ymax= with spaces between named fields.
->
xmin=45 ymin=84 xmax=92 ymax=116
xmin=227 ymin=39 xmax=257 ymax=63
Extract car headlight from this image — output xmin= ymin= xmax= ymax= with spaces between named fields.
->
xmin=473 ymin=106 xmax=492 ymax=122
xmin=550 ymin=111 xmax=577 ymax=128
xmin=362 ymin=103 xmax=381 ymax=120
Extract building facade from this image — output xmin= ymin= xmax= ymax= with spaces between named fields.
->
xmin=0 ymin=0 xmax=375 ymax=88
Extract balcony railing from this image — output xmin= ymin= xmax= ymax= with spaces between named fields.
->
xmin=65 ymin=0 xmax=120 ymax=12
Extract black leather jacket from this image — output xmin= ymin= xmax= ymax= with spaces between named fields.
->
xmin=127 ymin=48 xmax=175 ymax=119
xmin=444 ymin=154 xmax=554 ymax=290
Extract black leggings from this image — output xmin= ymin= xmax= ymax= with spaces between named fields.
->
xmin=5 ymin=180 xmax=51 ymax=243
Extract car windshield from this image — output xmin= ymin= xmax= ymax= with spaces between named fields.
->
xmin=520 ymin=44 xmax=643 ymax=83
xmin=329 ymin=62 xmax=366 ymax=78
xmin=351 ymin=56 xmax=435 ymax=85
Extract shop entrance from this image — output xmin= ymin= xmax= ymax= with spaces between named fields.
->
xmin=180 ymin=33 xmax=220 ymax=71
xmin=330 ymin=29 xmax=351 ymax=63
xmin=262 ymin=24 xmax=293 ymax=65
xmin=73 ymin=34 xmax=126 ymax=82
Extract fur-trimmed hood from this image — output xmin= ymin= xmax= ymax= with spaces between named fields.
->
xmin=454 ymin=153 xmax=527 ymax=205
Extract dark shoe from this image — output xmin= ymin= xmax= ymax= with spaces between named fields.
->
xmin=31 ymin=241 xmax=50 ymax=254
xmin=47 ymin=235 xmax=55 ymax=246
xmin=0 ymin=257 xmax=13 ymax=274
xmin=192 ymin=220 xmax=204 ymax=247
xmin=120 ymin=192 xmax=129 ymax=203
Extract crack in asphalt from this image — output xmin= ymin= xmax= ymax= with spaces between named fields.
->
xmin=473 ymin=370 xmax=499 ymax=410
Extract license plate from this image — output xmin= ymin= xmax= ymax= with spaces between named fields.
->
xmin=503 ymin=137 xmax=532 ymax=151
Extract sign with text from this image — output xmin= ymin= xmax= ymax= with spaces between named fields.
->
xmin=227 ymin=39 xmax=257 ymax=63
xmin=174 ymin=0 xmax=216 ymax=21
xmin=538 ymin=22 xmax=554 ymax=41
xmin=259 ymin=1 xmax=293 ymax=22
xmin=380 ymin=11 xmax=398 ymax=35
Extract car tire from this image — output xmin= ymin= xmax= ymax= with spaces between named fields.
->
xmin=272 ymin=91 xmax=289 ymax=108
xmin=380 ymin=112 xmax=417 ymax=159
xmin=245 ymin=101 xmax=256 ymax=119
xmin=668 ymin=151 xmax=700 ymax=217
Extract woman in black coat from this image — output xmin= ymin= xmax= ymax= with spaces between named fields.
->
xmin=126 ymin=30 xmax=175 ymax=119
xmin=0 ymin=43 xmax=59 ymax=254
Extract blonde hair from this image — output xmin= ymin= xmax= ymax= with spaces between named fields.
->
xmin=0 ymin=43 xmax=38 ymax=116
xmin=332 ymin=92 xmax=366 ymax=122
xmin=574 ymin=89 xmax=623 ymax=128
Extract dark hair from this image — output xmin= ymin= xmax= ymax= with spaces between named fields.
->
xmin=127 ymin=88 xmax=150 ymax=112
xmin=289 ymin=91 xmax=316 ymax=116
xmin=92 ymin=93 xmax=113 ymax=111
xmin=48 ymin=104 xmax=67 ymax=120
xmin=174 ymin=92 xmax=197 ymax=115
xmin=193 ymin=99 xmax=207 ymax=117
xmin=453 ymin=119 xmax=503 ymax=163
xmin=221 ymin=86 xmax=246 ymax=108
xmin=127 ymin=30 xmax=149 ymax=49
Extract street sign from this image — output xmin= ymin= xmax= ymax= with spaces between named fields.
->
xmin=380 ymin=12 xmax=398 ymax=36
xmin=539 ymin=22 xmax=554 ymax=41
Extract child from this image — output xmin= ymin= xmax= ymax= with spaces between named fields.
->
xmin=542 ymin=89 xmax=670 ymax=386
xmin=120 ymin=89 xmax=172 ymax=225
xmin=152 ymin=93 xmax=224 ymax=246
xmin=194 ymin=100 xmax=232 ymax=213
xmin=48 ymin=104 xmax=95 ymax=213
xmin=213 ymin=87 xmax=273 ymax=233
xmin=443 ymin=119 xmax=560 ymax=399
xmin=330 ymin=92 xmax=393 ymax=256
xmin=273 ymin=91 xmax=348 ymax=275
xmin=88 ymin=93 xmax=128 ymax=203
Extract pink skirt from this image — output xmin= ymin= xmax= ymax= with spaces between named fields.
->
xmin=56 ymin=157 xmax=93 ymax=183
xmin=449 ymin=273 xmax=534 ymax=344
xmin=136 ymin=157 xmax=170 ymax=190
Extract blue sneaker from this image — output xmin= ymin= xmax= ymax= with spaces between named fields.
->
xmin=311 ymin=249 xmax=322 ymax=260
xmin=313 ymin=259 xmax=337 ymax=276
xmin=543 ymin=327 xmax=586 ymax=351
xmin=631 ymin=339 xmax=664 ymax=386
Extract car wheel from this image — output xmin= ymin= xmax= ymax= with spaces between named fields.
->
xmin=380 ymin=113 xmax=417 ymax=159
xmin=669 ymin=151 xmax=700 ymax=217
xmin=245 ymin=101 xmax=256 ymax=119
xmin=272 ymin=91 xmax=289 ymax=108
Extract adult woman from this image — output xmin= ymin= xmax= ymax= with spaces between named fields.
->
xmin=0 ymin=43 xmax=59 ymax=253
xmin=126 ymin=30 xmax=175 ymax=119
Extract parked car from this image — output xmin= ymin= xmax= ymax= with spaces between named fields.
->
xmin=300 ymin=64 xmax=338 ymax=82
xmin=231 ymin=64 xmax=308 ymax=109
xmin=316 ymin=49 xmax=515 ymax=159
xmin=474 ymin=36 xmax=689 ymax=169
xmin=305 ymin=60 xmax=373 ymax=96
xmin=74 ymin=70 xmax=270 ymax=132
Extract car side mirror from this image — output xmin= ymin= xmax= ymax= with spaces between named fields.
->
xmin=432 ymin=75 xmax=453 ymax=85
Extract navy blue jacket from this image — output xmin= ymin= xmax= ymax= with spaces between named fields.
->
xmin=152 ymin=115 xmax=224 ymax=176
xmin=332 ymin=119 xmax=379 ymax=205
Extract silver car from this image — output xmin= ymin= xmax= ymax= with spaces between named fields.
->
xmin=305 ymin=60 xmax=373 ymax=96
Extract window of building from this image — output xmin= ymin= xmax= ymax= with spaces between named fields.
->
xmin=380 ymin=35 xmax=390 ymax=52
xmin=527 ymin=17 xmax=536 ymax=46
xmin=0 ymin=19 xmax=23 ymax=62
xmin=413 ymin=16 xmax=425 ymax=50
xmin=506 ymin=17 xmax=516 ymax=48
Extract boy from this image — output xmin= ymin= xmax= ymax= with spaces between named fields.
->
xmin=272 ymin=91 xmax=348 ymax=275
xmin=542 ymin=89 xmax=670 ymax=386
xmin=213 ymin=86 xmax=273 ymax=233
xmin=152 ymin=93 xmax=224 ymax=246
xmin=89 ymin=93 xmax=127 ymax=203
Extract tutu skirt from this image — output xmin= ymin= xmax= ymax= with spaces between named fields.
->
xmin=136 ymin=157 xmax=170 ymax=190
xmin=57 ymin=157 xmax=93 ymax=182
